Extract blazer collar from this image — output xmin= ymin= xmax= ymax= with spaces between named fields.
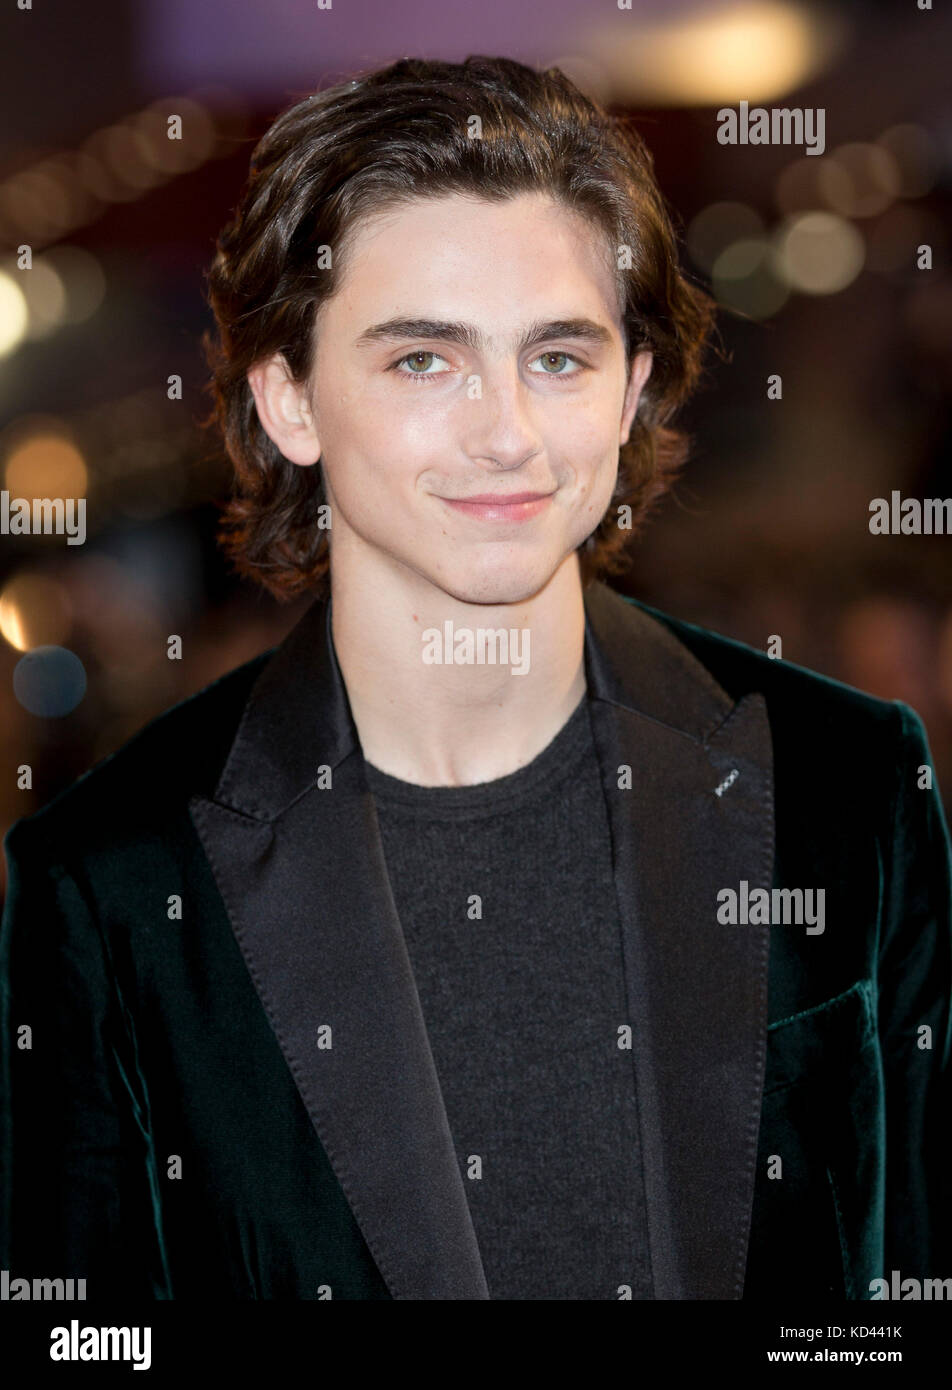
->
xmin=190 ymin=579 xmax=774 ymax=1299
xmin=210 ymin=578 xmax=740 ymax=821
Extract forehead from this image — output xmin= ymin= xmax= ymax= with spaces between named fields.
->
xmin=321 ymin=190 xmax=623 ymax=331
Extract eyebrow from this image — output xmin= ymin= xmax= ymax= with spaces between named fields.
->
xmin=353 ymin=316 xmax=615 ymax=353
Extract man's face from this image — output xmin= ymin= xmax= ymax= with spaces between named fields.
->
xmin=259 ymin=191 xmax=652 ymax=606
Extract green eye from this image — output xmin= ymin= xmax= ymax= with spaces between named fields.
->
xmin=390 ymin=350 xmax=451 ymax=380
xmin=530 ymin=351 xmax=582 ymax=376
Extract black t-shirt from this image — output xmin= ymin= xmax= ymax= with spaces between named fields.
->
xmin=362 ymin=694 xmax=652 ymax=1300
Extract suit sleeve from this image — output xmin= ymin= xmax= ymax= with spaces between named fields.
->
xmin=877 ymin=701 xmax=952 ymax=1282
xmin=0 ymin=817 xmax=171 ymax=1297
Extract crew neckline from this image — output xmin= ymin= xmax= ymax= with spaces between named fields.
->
xmin=361 ymin=692 xmax=592 ymax=812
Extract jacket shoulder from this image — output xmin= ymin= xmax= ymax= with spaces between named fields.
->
xmin=628 ymin=594 xmax=917 ymax=767
xmin=5 ymin=647 xmax=275 ymax=857
xmin=629 ymin=596 xmax=906 ymax=735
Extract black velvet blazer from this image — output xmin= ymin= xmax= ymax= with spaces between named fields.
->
xmin=1 ymin=580 xmax=949 ymax=1300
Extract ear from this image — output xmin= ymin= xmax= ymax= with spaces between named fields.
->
xmin=246 ymin=354 xmax=322 ymax=466
xmin=619 ymin=350 xmax=653 ymax=446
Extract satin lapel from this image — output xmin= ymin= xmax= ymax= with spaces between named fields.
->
xmin=189 ymin=596 xmax=488 ymax=1300
xmin=582 ymin=582 xmax=774 ymax=1299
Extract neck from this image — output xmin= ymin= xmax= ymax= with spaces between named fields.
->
xmin=329 ymin=550 xmax=587 ymax=787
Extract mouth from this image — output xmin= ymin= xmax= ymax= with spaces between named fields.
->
xmin=438 ymin=491 xmax=555 ymax=523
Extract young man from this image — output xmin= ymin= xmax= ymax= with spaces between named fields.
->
xmin=1 ymin=56 xmax=949 ymax=1302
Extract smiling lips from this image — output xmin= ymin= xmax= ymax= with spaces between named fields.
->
xmin=440 ymin=491 xmax=554 ymax=522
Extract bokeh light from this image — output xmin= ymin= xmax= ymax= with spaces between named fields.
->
xmin=712 ymin=236 xmax=789 ymax=318
xmin=13 ymin=645 xmax=87 ymax=718
xmin=0 ymin=271 xmax=30 ymax=357
xmin=0 ymin=572 xmax=73 ymax=652
xmin=687 ymin=202 xmax=766 ymax=274
xmin=4 ymin=424 xmax=88 ymax=501
xmin=772 ymin=212 xmax=865 ymax=294
xmin=817 ymin=143 xmax=902 ymax=219
xmin=589 ymin=1 xmax=847 ymax=106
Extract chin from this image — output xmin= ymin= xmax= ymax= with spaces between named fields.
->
xmin=430 ymin=553 xmax=565 ymax=608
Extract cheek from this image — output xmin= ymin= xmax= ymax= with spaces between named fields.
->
xmin=345 ymin=376 xmax=453 ymax=459
xmin=552 ymin=378 xmax=625 ymax=450
xmin=320 ymin=415 xmax=423 ymax=522
xmin=551 ymin=408 xmax=620 ymax=486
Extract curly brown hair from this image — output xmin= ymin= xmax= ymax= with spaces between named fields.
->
xmin=201 ymin=55 xmax=720 ymax=601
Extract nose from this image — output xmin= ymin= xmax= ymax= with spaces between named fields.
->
xmin=461 ymin=360 xmax=544 ymax=471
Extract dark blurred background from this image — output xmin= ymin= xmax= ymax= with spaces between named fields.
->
xmin=1 ymin=0 xmax=950 ymax=882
